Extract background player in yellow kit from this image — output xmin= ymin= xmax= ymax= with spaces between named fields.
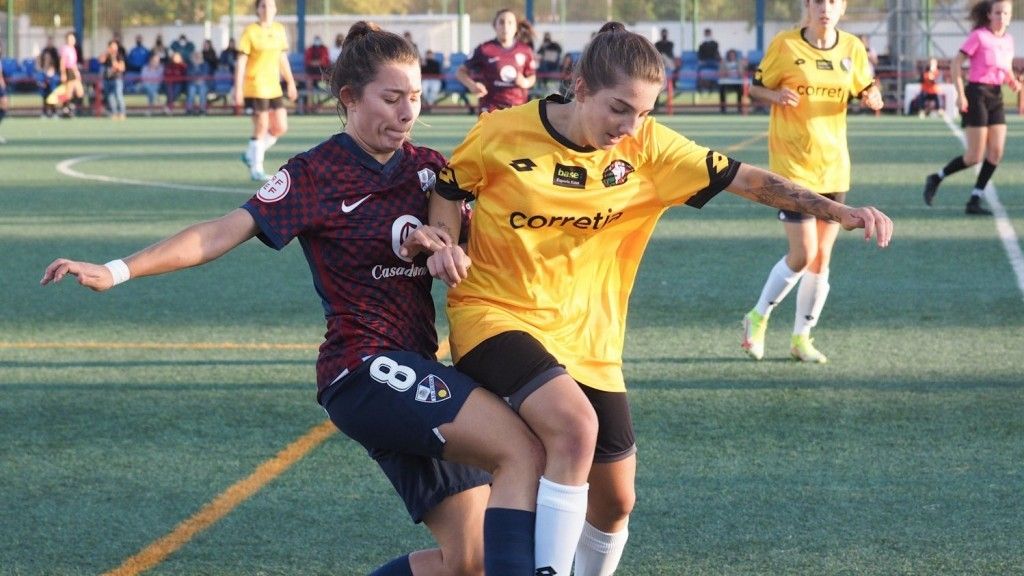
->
xmin=410 ymin=22 xmax=891 ymax=576
xmin=741 ymin=0 xmax=883 ymax=363
xmin=235 ymin=0 xmax=298 ymax=181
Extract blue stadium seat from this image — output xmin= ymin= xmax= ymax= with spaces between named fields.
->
xmin=443 ymin=52 xmax=469 ymax=95
xmin=1 ymin=57 xmax=19 ymax=77
xmin=675 ymin=51 xmax=698 ymax=91
xmin=746 ymin=49 xmax=764 ymax=68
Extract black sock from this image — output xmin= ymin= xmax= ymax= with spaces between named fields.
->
xmin=974 ymin=160 xmax=998 ymax=191
xmin=368 ymin=554 xmax=413 ymax=576
xmin=940 ymin=156 xmax=969 ymax=179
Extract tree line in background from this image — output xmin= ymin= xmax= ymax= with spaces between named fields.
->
xmin=8 ymin=0 xmax=1007 ymax=32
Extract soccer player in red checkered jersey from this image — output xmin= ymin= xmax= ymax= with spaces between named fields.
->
xmin=42 ymin=22 xmax=542 ymax=576
xmin=455 ymin=9 xmax=537 ymax=114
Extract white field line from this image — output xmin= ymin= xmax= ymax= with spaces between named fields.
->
xmin=56 ymin=154 xmax=254 ymax=195
xmin=941 ymin=114 xmax=1024 ymax=302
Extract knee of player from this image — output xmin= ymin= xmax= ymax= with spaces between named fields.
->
xmin=548 ymin=408 xmax=599 ymax=463
xmin=594 ymin=485 xmax=636 ymax=522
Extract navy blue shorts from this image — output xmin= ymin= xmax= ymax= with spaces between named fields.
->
xmin=778 ymin=192 xmax=846 ymax=223
xmin=320 ymin=351 xmax=492 ymax=523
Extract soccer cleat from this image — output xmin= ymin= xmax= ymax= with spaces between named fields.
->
xmin=790 ymin=335 xmax=827 ymax=364
xmin=965 ymin=197 xmax=992 ymax=216
xmin=741 ymin=309 xmax=768 ymax=360
xmin=250 ymin=169 xmax=270 ymax=181
xmin=240 ymin=151 xmax=252 ymax=168
xmin=923 ymin=174 xmax=941 ymax=206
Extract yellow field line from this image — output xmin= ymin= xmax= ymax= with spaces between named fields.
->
xmin=102 ymin=420 xmax=339 ymax=576
xmin=723 ymin=131 xmax=767 ymax=153
xmin=100 ymin=337 xmax=450 ymax=576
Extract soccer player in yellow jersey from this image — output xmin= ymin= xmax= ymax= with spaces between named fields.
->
xmin=235 ymin=0 xmax=298 ymax=181
xmin=409 ymin=22 xmax=891 ymax=576
xmin=742 ymin=0 xmax=883 ymax=364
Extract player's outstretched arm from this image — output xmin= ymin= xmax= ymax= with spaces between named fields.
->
xmin=41 ymin=208 xmax=260 ymax=291
xmin=423 ymin=192 xmax=470 ymax=287
xmin=726 ymin=164 xmax=892 ymax=247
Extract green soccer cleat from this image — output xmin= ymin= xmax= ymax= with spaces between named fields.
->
xmin=790 ymin=334 xmax=828 ymax=364
xmin=741 ymin=309 xmax=768 ymax=360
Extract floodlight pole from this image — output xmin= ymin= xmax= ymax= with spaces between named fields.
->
xmin=73 ymin=0 xmax=84 ymax=56
xmin=6 ymin=0 xmax=13 ymax=56
xmin=297 ymin=0 xmax=306 ymax=51
xmin=229 ymin=0 xmax=236 ymax=43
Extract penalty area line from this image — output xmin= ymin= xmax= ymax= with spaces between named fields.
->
xmin=941 ymin=114 xmax=1024 ymax=302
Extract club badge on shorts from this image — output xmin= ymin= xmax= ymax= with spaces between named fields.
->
xmin=415 ymin=374 xmax=451 ymax=403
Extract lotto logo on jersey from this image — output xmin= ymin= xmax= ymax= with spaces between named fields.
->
xmin=256 ymin=169 xmax=290 ymax=203
xmin=414 ymin=374 xmax=451 ymax=403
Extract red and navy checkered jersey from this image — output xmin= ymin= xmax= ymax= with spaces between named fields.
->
xmin=242 ymin=133 xmax=451 ymax=398
xmin=465 ymin=39 xmax=536 ymax=111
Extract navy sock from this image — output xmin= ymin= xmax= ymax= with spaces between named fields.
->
xmin=940 ymin=155 xmax=968 ymax=179
xmin=369 ymin=554 xmax=413 ymax=576
xmin=974 ymin=159 xmax=998 ymax=191
xmin=484 ymin=507 xmax=535 ymax=576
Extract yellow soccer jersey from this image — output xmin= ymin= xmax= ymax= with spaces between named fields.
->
xmin=239 ymin=22 xmax=288 ymax=99
xmin=754 ymin=28 xmax=874 ymax=193
xmin=436 ymin=97 xmax=740 ymax=392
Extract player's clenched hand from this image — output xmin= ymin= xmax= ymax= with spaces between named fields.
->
xmin=40 ymin=258 xmax=115 ymax=291
xmin=840 ymin=206 xmax=892 ymax=248
xmin=427 ymin=246 xmax=471 ymax=288
xmin=400 ymin=226 xmax=454 ymax=259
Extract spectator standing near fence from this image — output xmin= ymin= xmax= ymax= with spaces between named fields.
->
xmin=741 ymin=0 xmax=883 ymax=364
xmin=421 ymin=49 xmax=442 ymax=112
xmin=126 ymin=35 xmax=150 ymax=73
xmin=537 ymin=32 xmax=562 ymax=92
xmin=219 ymin=38 xmax=238 ymax=73
xmin=100 ymin=39 xmax=127 ymax=120
xmin=456 ymin=9 xmax=536 ymax=114
xmin=922 ymin=0 xmax=1020 ymax=215
xmin=235 ymin=0 xmax=297 ymax=181
xmin=698 ymin=27 xmax=721 ymax=65
xmin=151 ymin=34 xmax=169 ymax=64
xmin=171 ymin=33 xmax=196 ymax=63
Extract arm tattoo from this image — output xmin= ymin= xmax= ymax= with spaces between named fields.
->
xmin=746 ymin=172 xmax=840 ymax=223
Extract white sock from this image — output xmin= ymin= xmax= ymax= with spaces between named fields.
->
xmin=794 ymin=269 xmax=830 ymax=336
xmin=574 ymin=521 xmax=629 ymax=576
xmin=261 ymin=135 xmax=278 ymax=151
xmin=535 ymin=476 xmax=589 ymax=576
xmin=936 ymin=169 xmax=946 ymax=179
xmin=255 ymin=138 xmax=267 ymax=170
xmin=971 ymin=188 xmax=984 ymax=198
xmin=245 ymin=139 xmax=258 ymax=164
xmin=754 ymin=257 xmax=804 ymax=317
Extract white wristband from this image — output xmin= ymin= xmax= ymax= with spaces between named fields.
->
xmin=104 ymin=259 xmax=131 ymax=286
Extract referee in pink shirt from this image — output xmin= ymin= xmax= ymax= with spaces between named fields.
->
xmin=923 ymin=0 xmax=1021 ymax=215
